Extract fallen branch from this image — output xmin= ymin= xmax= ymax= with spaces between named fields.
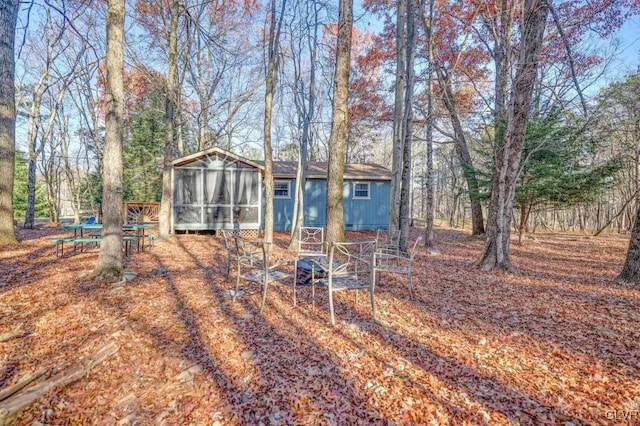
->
xmin=0 ymin=369 xmax=50 ymax=403
xmin=0 ymin=325 xmax=26 ymax=343
xmin=0 ymin=341 xmax=119 ymax=426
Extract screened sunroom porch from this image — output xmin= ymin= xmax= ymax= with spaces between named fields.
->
xmin=171 ymin=150 xmax=262 ymax=231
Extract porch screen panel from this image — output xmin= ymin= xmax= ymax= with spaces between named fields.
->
xmin=204 ymin=169 xmax=231 ymax=224
xmin=223 ymin=170 xmax=234 ymax=205
xmin=205 ymin=170 xmax=219 ymax=203
xmin=235 ymin=170 xmax=259 ymax=224
xmin=174 ymin=169 xmax=202 ymax=205
xmin=236 ymin=170 xmax=259 ymax=204
xmin=174 ymin=168 xmax=202 ymax=224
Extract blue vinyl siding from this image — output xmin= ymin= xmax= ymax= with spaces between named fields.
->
xmin=343 ymin=181 xmax=390 ymax=230
xmin=273 ymin=179 xmax=389 ymax=231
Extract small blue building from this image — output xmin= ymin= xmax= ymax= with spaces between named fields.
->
xmin=171 ymin=147 xmax=391 ymax=232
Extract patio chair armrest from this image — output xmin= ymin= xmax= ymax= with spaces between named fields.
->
xmin=271 ymin=257 xmax=297 ymax=269
xmin=375 ymin=247 xmax=409 ymax=258
xmin=374 ymin=251 xmax=411 ymax=266
xmin=237 ymin=236 xmax=262 ymax=247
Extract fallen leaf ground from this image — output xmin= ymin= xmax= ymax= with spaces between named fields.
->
xmin=1 ymin=226 xmax=639 ymax=425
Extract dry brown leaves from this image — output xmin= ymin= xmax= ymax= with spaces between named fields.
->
xmin=1 ymin=226 xmax=639 ymax=425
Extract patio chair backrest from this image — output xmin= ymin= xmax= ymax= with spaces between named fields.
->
xmin=329 ymin=240 xmax=376 ymax=280
xmin=321 ymin=240 xmax=377 ymax=325
xmin=220 ymin=229 xmax=240 ymax=247
xmin=297 ymin=227 xmax=325 ymax=257
xmin=375 ymin=228 xmax=400 ymax=248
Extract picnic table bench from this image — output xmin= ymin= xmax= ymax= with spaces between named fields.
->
xmin=52 ymin=235 xmax=143 ymax=257
xmin=51 ymin=238 xmax=77 ymax=257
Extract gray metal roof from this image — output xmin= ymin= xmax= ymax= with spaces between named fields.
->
xmin=265 ymin=161 xmax=392 ymax=181
xmin=172 ymin=147 xmax=392 ymax=181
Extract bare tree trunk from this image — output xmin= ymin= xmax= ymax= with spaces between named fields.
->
xmin=398 ymin=0 xmax=418 ymax=250
xmin=263 ymin=0 xmax=286 ymax=243
xmin=0 ymin=0 xmax=18 ymax=247
xmin=198 ymin=105 xmax=208 ymax=150
xmin=159 ymin=0 xmax=179 ymax=239
xmin=618 ymin=205 xmax=640 ymax=282
xmin=94 ymin=0 xmax=125 ymax=280
xmin=492 ymin=0 xmax=514 ymax=150
xmin=23 ymin=43 xmax=48 ymax=230
xmin=26 ymin=86 xmax=70 ymax=228
xmin=25 ymin=147 xmax=38 ymax=228
xmin=423 ymin=0 xmax=435 ymax=248
xmin=389 ymin=0 xmax=407 ymax=237
xmin=325 ymin=0 xmax=353 ymax=245
xmin=177 ymin=107 xmax=184 ymax=156
xmin=518 ymin=204 xmax=529 ymax=244
xmin=476 ymin=0 xmax=549 ymax=271
xmin=434 ymin=66 xmax=485 ymax=235
xmin=289 ymin=1 xmax=318 ymax=250
xmin=41 ymin=130 xmax=63 ymax=225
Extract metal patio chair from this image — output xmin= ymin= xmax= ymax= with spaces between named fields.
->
xmin=231 ymin=237 xmax=292 ymax=314
xmin=293 ymin=227 xmax=326 ymax=306
xmin=375 ymin=228 xmax=401 ymax=251
xmin=373 ymin=236 xmax=422 ymax=299
xmin=221 ymin=229 xmax=262 ymax=285
xmin=316 ymin=240 xmax=377 ymax=326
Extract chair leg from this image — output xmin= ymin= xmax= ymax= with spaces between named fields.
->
xmin=329 ymin=290 xmax=335 ymax=326
xmin=259 ymin=278 xmax=269 ymax=315
xmin=370 ymin=288 xmax=376 ymax=319
xmin=233 ymin=262 xmax=241 ymax=302
xmin=293 ymin=260 xmax=298 ymax=307
xmin=408 ymin=270 xmax=414 ymax=300
xmin=311 ymin=268 xmax=315 ymax=309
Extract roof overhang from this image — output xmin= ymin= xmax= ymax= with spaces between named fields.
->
xmin=171 ymin=147 xmax=264 ymax=169
xmin=172 ymin=148 xmax=391 ymax=181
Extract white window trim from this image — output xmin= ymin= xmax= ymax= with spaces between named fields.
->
xmin=353 ymin=182 xmax=371 ymax=199
xmin=274 ymin=180 xmax=291 ymax=199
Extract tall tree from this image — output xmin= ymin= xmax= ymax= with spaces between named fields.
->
xmin=19 ymin=9 xmax=69 ymax=229
xmin=388 ymin=0 xmax=407 ymax=242
xmin=288 ymin=0 xmax=320 ymax=249
xmin=0 ymin=0 xmax=19 ymax=246
xmin=325 ymin=0 xmax=353 ymax=244
xmin=432 ymin=64 xmax=485 ymax=235
xmin=159 ymin=0 xmax=179 ymax=239
xmin=398 ymin=0 xmax=418 ymax=249
xmin=422 ymin=0 xmax=435 ymax=248
xmin=94 ymin=0 xmax=125 ymax=279
xmin=387 ymin=0 xmax=419 ymax=249
xmin=263 ymin=0 xmax=286 ymax=243
xmin=475 ymin=0 xmax=549 ymax=271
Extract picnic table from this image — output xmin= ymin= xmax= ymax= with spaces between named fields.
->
xmin=61 ymin=223 xmax=103 ymax=238
xmin=53 ymin=223 xmax=156 ymax=256
xmin=123 ymin=223 xmax=156 ymax=252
